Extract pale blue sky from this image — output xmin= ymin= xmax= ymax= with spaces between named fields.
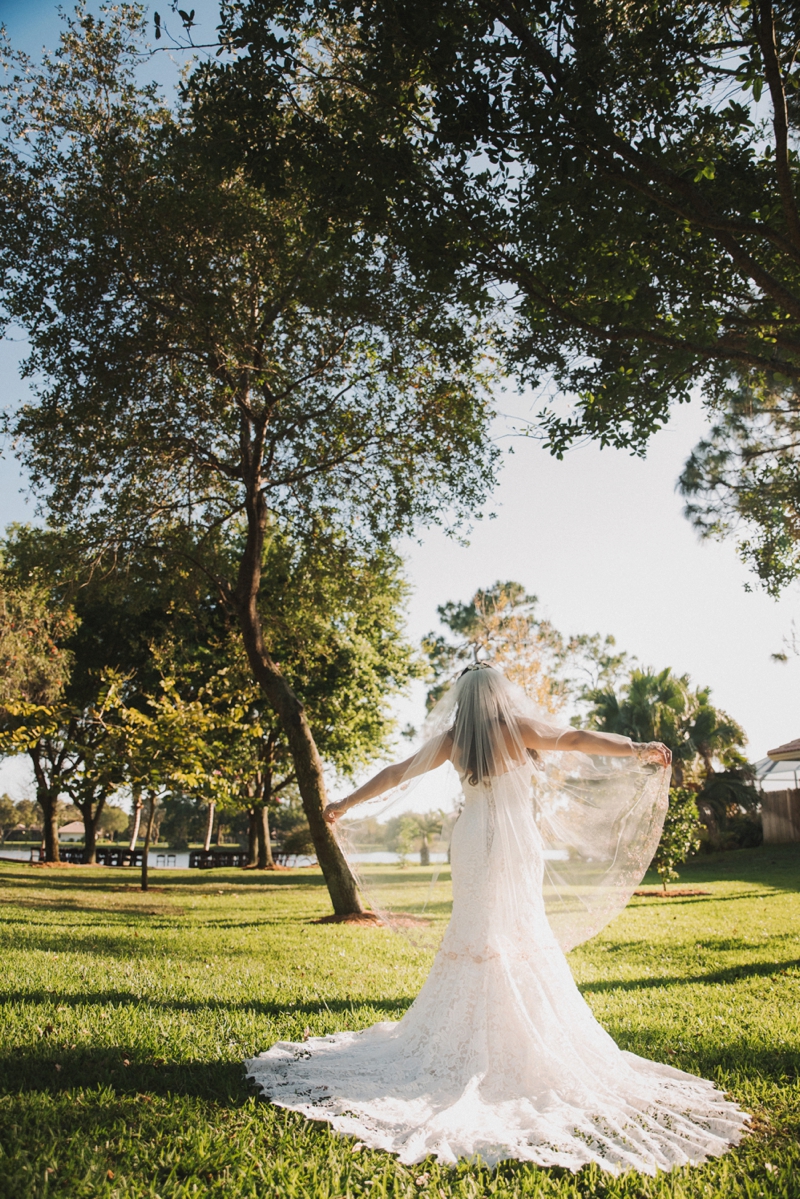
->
xmin=1 ymin=1 xmax=797 ymax=801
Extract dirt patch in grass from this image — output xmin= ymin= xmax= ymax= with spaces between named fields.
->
xmin=312 ymin=911 xmax=431 ymax=928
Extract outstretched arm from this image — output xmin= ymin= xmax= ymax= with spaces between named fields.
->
xmin=324 ymin=736 xmax=452 ymax=824
xmin=520 ymin=720 xmax=671 ymax=768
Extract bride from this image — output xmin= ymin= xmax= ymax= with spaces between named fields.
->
xmin=246 ymin=663 xmax=748 ymax=1175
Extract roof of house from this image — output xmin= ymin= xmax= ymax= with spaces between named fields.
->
xmin=58 ymin=821 xmax=85 ymax=835
xmin=767 ymin=738 xmax=800 ymax=762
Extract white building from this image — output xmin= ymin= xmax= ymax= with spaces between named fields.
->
xmin=58 ymin=821 xmax=85 ymax=842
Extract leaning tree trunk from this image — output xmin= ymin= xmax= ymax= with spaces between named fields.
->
xmin=234 ymin=459 xmax=363 ymax=915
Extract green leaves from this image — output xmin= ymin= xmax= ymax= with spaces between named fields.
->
xmin=654 ymin=787 xmax=702 ymax=890
xmin=679 ymin=379 xmax=800 ymax=594
xmin=219 ymin=0 xmax=800 ymax=456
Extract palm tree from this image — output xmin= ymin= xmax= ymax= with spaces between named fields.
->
xmin=585 ymin=668 xmax=754 ymax=851
xmin=408 ymin=812 xmax=445 ymax=867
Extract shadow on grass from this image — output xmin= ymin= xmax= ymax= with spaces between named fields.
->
xmin=0 ymin=1029 xmax=789 ymax=1110
xmin=0 ymin=986 xmax=414 ymax=1020
xmin=580 ymin=951 xmax=800 ymax=994
xmin=0 ymin=1043 xmax=251 ymax=1103
xmin=0 ymin=864 xmax=330 ymax=892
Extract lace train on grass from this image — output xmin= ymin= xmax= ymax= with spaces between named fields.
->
xmin=246 ymin=767 xmax=748 ymax=1174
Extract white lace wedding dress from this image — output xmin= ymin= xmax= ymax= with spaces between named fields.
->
xmin=246 ymin=766 xmax=748 ymax=1174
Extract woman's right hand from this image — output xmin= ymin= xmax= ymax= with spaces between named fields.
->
xmin=635 ymin=742 xmax=672 ymax=768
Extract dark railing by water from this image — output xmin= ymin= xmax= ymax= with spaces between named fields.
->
xmin=40 ymin=847 xmax=144 ymax=866
xmin=188 ymin=850 xmax=250 ymax=869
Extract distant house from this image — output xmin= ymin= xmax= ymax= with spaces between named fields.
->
xmin=58 ymin=821 xmax=85 ymax=842
xmin=755 ymin=739 xmax=800 ymax=843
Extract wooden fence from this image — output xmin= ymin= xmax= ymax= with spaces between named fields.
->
xmin=762 ymin=789 xmax=800 ymax=844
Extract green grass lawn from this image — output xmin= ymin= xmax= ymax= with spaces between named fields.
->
xmin=0 ymin=845 xmax=798 ymax=1199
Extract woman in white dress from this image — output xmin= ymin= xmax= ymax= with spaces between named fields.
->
xmin=246 ymin=664 xmax=748 ymax=1175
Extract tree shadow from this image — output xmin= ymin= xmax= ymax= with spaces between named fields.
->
xmin=0 ymin=864 xmax=329 ymax=894
xmin=580 ymin=950 xmax=799 ymax=994
xmin=0 ymin=1043 xmax=251 ymax=1103
xmin=0 ymin=986 xmax=413 ymax=1020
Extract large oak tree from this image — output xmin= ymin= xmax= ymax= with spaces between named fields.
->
xmin=0 ymin=6 xmax=497 ymax=911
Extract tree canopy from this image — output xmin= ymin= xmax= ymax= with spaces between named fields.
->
xmin=208 ymin=0 xmax=800 ymax=592
xmin=423 ymin=579 xmax=630 ymax=713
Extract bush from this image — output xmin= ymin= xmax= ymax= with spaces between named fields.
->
xmin=653 ymin=788 xmax=702 ymax=890
xmin=722 ymin=811 xmax=764 ymax=850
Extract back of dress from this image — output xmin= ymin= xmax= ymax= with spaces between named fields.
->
xmin=338 ymin=664 xmax=669 ymax=952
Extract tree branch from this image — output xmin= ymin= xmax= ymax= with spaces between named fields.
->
xmin=756 ymin=0 xmax=800 ymax=249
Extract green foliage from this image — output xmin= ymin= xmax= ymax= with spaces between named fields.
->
xmin=423 ymin=581 xmax=566 ymax=710
xmin=212 ymin=1 xmax=800 ymax=449
xmin=1 ymin=847 xmax=799 ymax=1195
xmin=680 ymin=379 xmax=800 ymax=595
xmin=0 ymin=5 xmax=497 ymax=552
xmin=0 ymin=573 xmax=75 ymax=708
xmin=0 ymin=797 xmax=44 ymax=842
xmin=0 ymin=794 xmax=17 ymax=842
xmin=585 ymin=667 xmax=748 ymax=785
xmin=423 ymin=580 xmax=630 ymax=714
xmin=209 ymin=0 xmax=800 ymax=593
xmin=654 ymin=788 xmax=702 ymax=891
xmin=405 ymin=811 xmax=444 ymax=867
xmin=158 ymin=794 xmax=211 ymax=851
xmin=258 ymin=526 xmax=421 ymax=777
xmin=586 ymin=666 xmax=758 ymax=871
xmin=0 ymin=6 xmax=498 ymax=911
xmin=96 ymin=803 xmax=129 ymax=841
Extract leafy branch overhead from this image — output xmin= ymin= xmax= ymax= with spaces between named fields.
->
xmin=209 ymin=0 xmax=800 ymax=447
xmin=208 ymin=0 xmax=800 ymax=592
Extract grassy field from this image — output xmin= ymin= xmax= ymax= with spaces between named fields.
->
xmin=0 ymin=845 xmax=798 ymax=1199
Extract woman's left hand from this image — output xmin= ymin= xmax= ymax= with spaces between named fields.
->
xmin=323 ymin=799 xmax=348 ymax=825
xmin=636 ymin=742 xmax=672 ymax=768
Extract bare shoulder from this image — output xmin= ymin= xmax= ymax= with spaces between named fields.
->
xmin=516 ymin=716 xmax=567 ymax=751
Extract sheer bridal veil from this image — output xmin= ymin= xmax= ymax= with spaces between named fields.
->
xmin=336 ymin=663 xmax=670 ymax=952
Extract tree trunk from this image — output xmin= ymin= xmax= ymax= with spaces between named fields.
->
xmin=256 ymin=804 xmax=276 ymax=869
xmin=203 ymin=801 xmax=215 ymax=852
xmin=247 ymin=807 xmax=258 ymax=865
xmin=79 ymin=795 xmax=105 ymax=865
xmin=141 ymin=793 xmax=156 ymax=892
xmin=698 ymin=802 xmax=722 ymax=852
xmin=129 ymin=791 xmax=143 ymax=851
xmin=30 ymin=746 xmax=60 ymax=863
xmin=420 ymin=835 xmax=430 ymax=867
xmin=40 ymin=793 xmax=60 ymax=864
xmin=233 ymin=464 xmax=363 ymax=915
